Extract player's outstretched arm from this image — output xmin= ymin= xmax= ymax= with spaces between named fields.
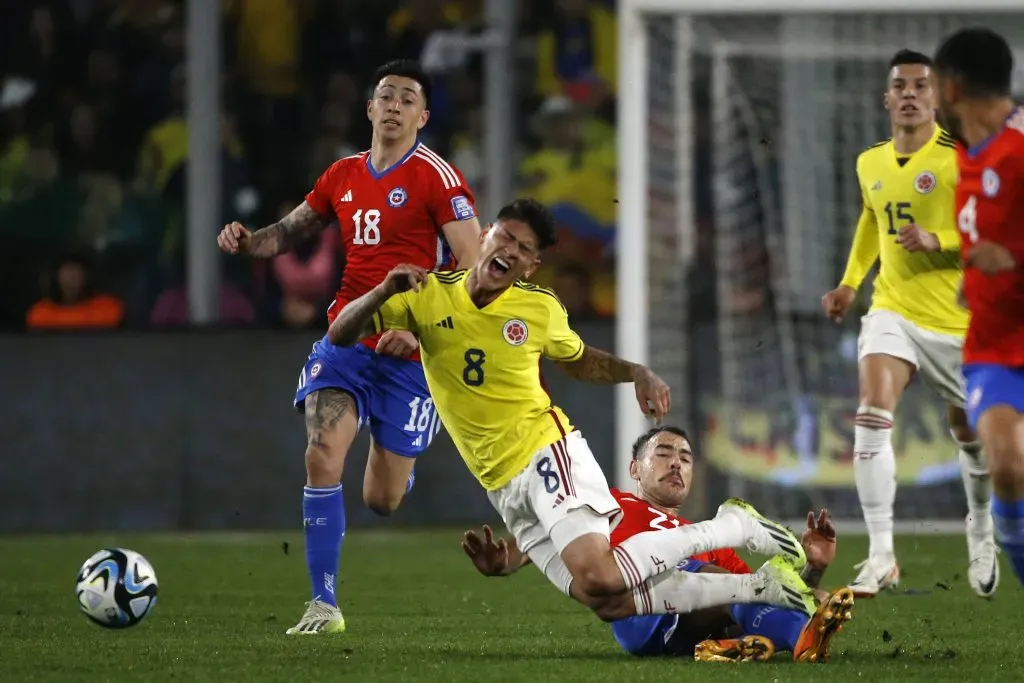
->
xmin=218 ymin=202 xmax=328 ymax=259
xmin=327 ymin=264 xmax=428 ymax=347
xmin=823 ymin=205 xmax=879 ymax=323
xmin=558 ymin=346 xmax=671 ymax=422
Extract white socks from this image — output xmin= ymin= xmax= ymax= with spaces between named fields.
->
xmin=853 ymin=406 xmax=896 ymax=560
xmin=612 ymin=515 xmax=748 ymax=589
xmin=956 ymin=434 xmax=993 ymax=529
xmin=631 ymin=569 xmax=763 ymax=616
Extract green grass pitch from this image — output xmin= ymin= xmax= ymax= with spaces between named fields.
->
xmin=1 ymin=531 xmax=1020 ymax=682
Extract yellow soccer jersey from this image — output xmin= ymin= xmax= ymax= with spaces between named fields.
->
xmin=840 ymin=125 xmax=968 ymax=336
xmin=371 ymin=269 xmax=585 ymax=491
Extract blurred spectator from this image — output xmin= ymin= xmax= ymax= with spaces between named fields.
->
xmin=270 ymin=201 xmax=341 ymax=329
xmin=552 ymin=264 xmax=597 ymax=320
xmin=224 ymin=0 xmax=312 ymax=189
xmin=0 ymin=77 xmax=37 ymax=204
xmin=520 ymin=96 xmax=615 ymax=259
xmin=149 ymin=252 xmax=256 ymax=328
xmin=26 ymin=252 xmax=124 ymax=330
xmin=534 ymin=0 xmax=616 ymax=108
xmin=1 ymin=0 xmax=627 ymax=331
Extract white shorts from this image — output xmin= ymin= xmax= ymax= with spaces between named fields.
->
xmin=487 ymin=431 xmax=621 ymax=596
xmin=858 ymin=309 xmax=966 ymax=406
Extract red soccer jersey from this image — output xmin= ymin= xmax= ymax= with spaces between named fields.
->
xmin=305 ymin=141 xmax=477 ymax=355
xmin=609 ymin=488 xmax=752 ymax=574
xmin=956 ymin=107 xmax=1024 ymax=367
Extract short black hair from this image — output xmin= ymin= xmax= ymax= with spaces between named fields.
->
xmin=631 ymin=426 xmax=691 ymax=461
xmin=889 ymin=49 xmax=932 ymax=70
xmin=496 ymin=197 xmax=558 ymax=250
xmin=371 ymin=59 xmax=433 ymax=106
xmin=934 ymin=27 xmax=1014 ymax=98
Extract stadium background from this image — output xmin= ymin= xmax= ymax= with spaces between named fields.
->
xmin=0 ymin=0 xmax=991 ymax=533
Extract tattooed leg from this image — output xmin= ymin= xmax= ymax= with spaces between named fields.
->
xmin=299 ymin=388 xmax=359 ymax=616
xmin=303 ymin=389 xmax=360 ymax=487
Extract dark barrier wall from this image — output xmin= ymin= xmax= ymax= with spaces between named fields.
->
xmin=0 ymin=324 xmax=616 ymax=533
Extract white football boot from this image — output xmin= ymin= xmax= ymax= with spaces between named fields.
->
xmin=966 ymin=512 xmax=1000 ymax=598
xmin=285 ymin=598 xmax=346 ymax=635
xmin=847 ymin=556 xmax=900 ymax=598
xmin=715 ymin=498 xmax=808 ymax=569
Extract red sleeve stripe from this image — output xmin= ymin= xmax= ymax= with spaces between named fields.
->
xmin=415 ymin=146 xmax=459 ymax=189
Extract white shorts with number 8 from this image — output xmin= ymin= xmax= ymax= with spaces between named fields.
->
xmin=487 ymin=430 xmax=622 ymax=596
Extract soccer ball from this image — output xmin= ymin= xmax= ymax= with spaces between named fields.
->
xmin=75 ymin=548 xmax=159 ymax=628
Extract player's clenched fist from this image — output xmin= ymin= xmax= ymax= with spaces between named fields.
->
xmin=821 ymin=285 xmax=856 ymax=323
xmin=896 ymin=224 xmax=940 ymax=252
xmin=634 ymin=367 xmax=671 ymax=424
xmin=217 ymin=221 xmax=252 ymax=255
xmin=383 ymin=264 xmax=429 ymax=294
xmin=967 ymin=240 xmax=1016 ymax=275
xmin=376 ymin=329 xmax=420 ymax=358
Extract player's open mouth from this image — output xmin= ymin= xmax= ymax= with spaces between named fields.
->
xmin=488 ymin=257 xmax=510 ymax=276
xmin=383 ymin=118 xmax=400 ymax=127
xmin=900 ymin=104 xmax=918 ymax=113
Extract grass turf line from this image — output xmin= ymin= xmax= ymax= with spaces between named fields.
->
xmin=0 ymin=531 xmax=1018 ymax=682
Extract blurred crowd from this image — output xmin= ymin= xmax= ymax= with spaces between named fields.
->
xmin=0 ymin=0 xmax=619 ymax=331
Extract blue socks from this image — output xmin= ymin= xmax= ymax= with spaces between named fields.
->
xmin=730 ymin=603 xmax=808 ymax=652
xmin=303 ymin=484 xmax=345 ymax=606
xmin=993 ymin=495 xmax=1024 ymax=586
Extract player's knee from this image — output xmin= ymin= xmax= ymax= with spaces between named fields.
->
xmin=948 ymin=406 xmax=976 ymax=442
xmin=363 ymin=489 xmax=403 ymax=516
xmin=571 ymin=564 xmax=624 ymax=599
xmin=590 ymin=593 xmax=635 ymax=623
xmin=304 ymin=441 xmax=343 ymax=486
xmin=985 ymin=441 xmax=1024 ymax=485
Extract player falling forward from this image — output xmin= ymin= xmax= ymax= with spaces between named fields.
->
xmin=217 ymin=59 xmax=482 ymax=634
xmin=328 ymin=198 xmax=816 ymax=627
xmin=934 ymin=27 xmax=1024 ymax=588
xmin=821 ymin=49 xmax=997 ymax=598
xmin=462 ymin=426 xmax=855 ymax=663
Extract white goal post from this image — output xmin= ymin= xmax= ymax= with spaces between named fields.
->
xmin=614 ymin=0 xmax=1024 ymax=527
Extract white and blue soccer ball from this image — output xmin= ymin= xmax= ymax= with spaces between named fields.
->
xmin=75 ymin=548 xmax=159 ymax=629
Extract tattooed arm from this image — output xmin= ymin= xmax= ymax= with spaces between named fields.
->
xmin=217 ymin=202 xmax=328 ymax=259
xmin=247 ymin=202 xmax=328 ymax=257
xmin=327 ymin=285 xmax=393 ymax=347
xmin=327 ymin=264 xmax=428 ymax=347
xmin=557 ymin=346 xmax=672 ymax=422
xmin=557 ymin=346 xmax=644 ymax=383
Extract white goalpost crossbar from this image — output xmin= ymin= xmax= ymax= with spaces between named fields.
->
xmin=614 ymin=0 xmax=1022 ymax=525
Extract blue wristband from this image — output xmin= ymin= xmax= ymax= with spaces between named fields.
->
xmin=676 ymin=558 xmax=708 ymax=573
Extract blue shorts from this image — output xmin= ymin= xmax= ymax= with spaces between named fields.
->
xmin=294 ymin=336 xmax=441 ymax=457
xmin=963 ymin=363 xmax=1024 ymax=430
xmin=610 ymin=559 xmax=710 ymax=656
xmin=611 ymin=614 xmax=697 ymax=656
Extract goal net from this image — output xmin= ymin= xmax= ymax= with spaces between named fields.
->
xmin=615 ymin=3 xmax=1024 ymax=526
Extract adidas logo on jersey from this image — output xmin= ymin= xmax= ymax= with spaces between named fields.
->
xmin=435 ymin=316 xmax=455 ymax=329
xmin=340 ymin=190 xmax=353 ymax=202
xmin=871 ymin=181 xmax=882 ymax=191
